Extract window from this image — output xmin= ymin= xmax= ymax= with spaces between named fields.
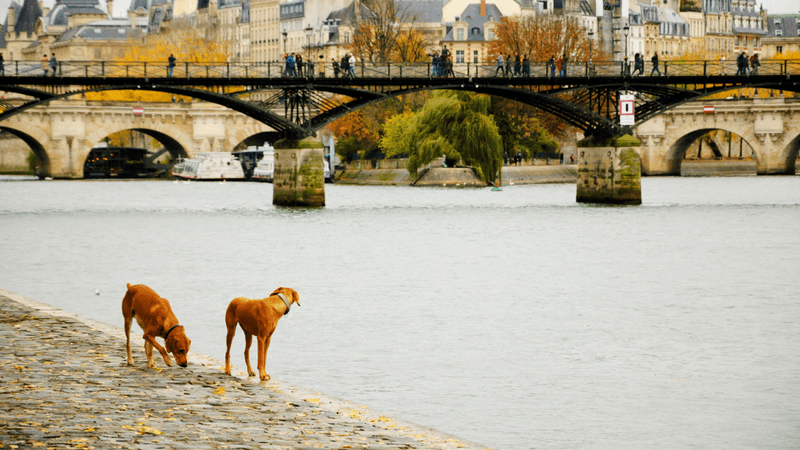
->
xmin=473 ymin=50 xmax=479 ymax=63
xmin=456 ymin=28 xmax=464 ymax=40
xmin=456 ymin=50 xmax=464 ymax=63
xmin=776 ymin=29 xmax=782 ymax=36
xmin=472 ymin=27 xmax=480 ymax=35
xmin=776 ymin=45 xmax=783 ymax=53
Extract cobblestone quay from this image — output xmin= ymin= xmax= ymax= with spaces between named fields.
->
xmin=0 ymin=291 xmax=487 ymax=450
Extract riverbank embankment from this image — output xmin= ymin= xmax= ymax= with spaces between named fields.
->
xmin=0 ymin=290 xmax=488 ymax=449
xmin=336 ymin=164 xmax=578 ymax=187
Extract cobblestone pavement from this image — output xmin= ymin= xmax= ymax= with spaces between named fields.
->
xmin=0 ymin=292 xmax=488 ymax=449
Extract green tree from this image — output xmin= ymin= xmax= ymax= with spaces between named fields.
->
xmin=380 ymin=91 xmax=503 ymax=182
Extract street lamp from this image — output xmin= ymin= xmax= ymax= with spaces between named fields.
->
xmin=623 ymin=24 xmax=629 ymax=60
xmin=304 ymin=25 xmax=313 ymax=70
xmin=588 ymin=29 xmax=594 ymax=63
xmin=282 ymin=29 xmax=287 ymax=56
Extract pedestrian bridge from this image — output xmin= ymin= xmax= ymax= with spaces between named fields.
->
xmin=1 ymin=59 xmax=799 ymax=140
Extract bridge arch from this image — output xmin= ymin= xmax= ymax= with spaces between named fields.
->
xmin=664 ymin=127 xmax=759 ymax=175
xmin=84 ymin=124 xmax=193 ymax=161
xmin=0 ymin=122 xmax=52 ymax=177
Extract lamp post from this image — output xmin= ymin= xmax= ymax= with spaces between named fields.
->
xmin=588 ymin=29 xmax=594 ymax=76
xmin=623 ymin=24 xmax=629 ymax=60
xmin=304 ymin=25 xmax=313 ymax=68
xmin=281 ymin=29 xmax=287 ymax=56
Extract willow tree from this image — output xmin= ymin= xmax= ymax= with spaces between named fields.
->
xmin=380 ymin=91 xmax=503 ymax=182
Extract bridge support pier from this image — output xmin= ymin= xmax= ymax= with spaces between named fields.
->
xmin=576 ymin=135 xmax=642 ymax=205
xmin=272 ymin=139 xmax=326 ymax=207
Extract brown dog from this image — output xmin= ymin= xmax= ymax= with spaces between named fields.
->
xmin=224 ymin=287 xmax=299 ymax=381
xmin=122 ymin=283 xmax=191 ymax=368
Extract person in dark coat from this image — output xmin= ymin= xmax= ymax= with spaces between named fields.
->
xmin=168 ymin=54 xmax=176 ymax=77
xmin=650 ymin=52 xmax=661 ymax=76
xmin=49 ymin=53 xmax=57 ymax=77
xmin=332 ymin=58 xmax=340 ymax=78
xmin=514 ymin=54 xmax=521 ymax=76
xmin=522 ymin=55 xmax=530 ymax=77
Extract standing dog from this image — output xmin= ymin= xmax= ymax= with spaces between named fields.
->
xmin=224 ymin=287 xmax=299 ymax=381
xmin=122 ymin=283 xmax=191 ymax=368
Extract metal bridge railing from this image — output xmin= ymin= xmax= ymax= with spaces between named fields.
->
xmin=1 ymin=59 xmax=799 ymax=80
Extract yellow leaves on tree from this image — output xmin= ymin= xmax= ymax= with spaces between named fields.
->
xmin=86 ymin=28 xmax=231 ymax=102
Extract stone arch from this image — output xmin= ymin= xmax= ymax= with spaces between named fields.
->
xmin=663 ymin=124 xmax=760 ymax=175
xmin=227 ymin=120 xmax=278 ymax=150
xmin=0 ymin=122 xmax=52 ymax=178
xmin=777 ymin=132 xmax=800 ymax=175
xmin=83 ymin=123 xmax=193 ymax=158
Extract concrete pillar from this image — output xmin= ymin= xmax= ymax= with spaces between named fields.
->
xmin=272 ymin=140 xmax=325 ymax=207
xmin=577 ymin=135 xmax=642 ymax=205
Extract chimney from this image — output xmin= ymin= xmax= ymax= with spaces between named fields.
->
xmin=8 ymin=7 xmax=15 ymax=33
xmin=481 ymin=0 xmax=486 ymax=16
xmin=354 ymin=0 xmax=361 ymax=23
xmin=107 ymin=0 xmax=113 ymax=18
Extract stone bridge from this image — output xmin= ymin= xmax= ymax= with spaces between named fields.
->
xmin=0 ymin=101 xmax=276 ymax=178
xmin=3 ymin=94 xmax=800 ymax=179
xmin=634 ymin=95 xmax=800 ymax=175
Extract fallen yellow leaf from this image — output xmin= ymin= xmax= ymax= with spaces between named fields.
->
xmin=214 ymin=387 xmax=225 ymax=396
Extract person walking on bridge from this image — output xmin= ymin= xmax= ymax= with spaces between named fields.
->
xmin=548 ymin=55 xmax=555 ymax=77
xmin=348 ymin=54 xmax=356 ymax=78
xmin=0 ymin=53 xmax=4 ymax=76
xmin=49 ymin=53 xmax=57 ymax=77
xmin=41 ymin=54 xmax=49 ymax=76
xmin=495 ymin=54 xmax=505 ymax=76
xmin=168 ymin=54 xmax=176 ymax=77
xmin=650 ymin=52 xmax=661 ymax=76
xmin=750 ymin=53 xmax=760 ymax=75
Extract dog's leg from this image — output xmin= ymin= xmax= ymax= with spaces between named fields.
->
xmin=243 ymin=331 xmax=256 ymax=377
xmin=144 ymin=339 xmax=156 ymax=368
xmin=257 ymin=333 xmax=273 ymax=381
xmin=224 ymin=324 xmax=236 ymax=375
xmin=124 ymin=315 xmax=134 ymax=365
xmin=143 ymin=335 xmax=172 ymax=368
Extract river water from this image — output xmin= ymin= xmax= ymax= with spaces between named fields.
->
xmin=1 ymin=176 xmax=798 ymax=449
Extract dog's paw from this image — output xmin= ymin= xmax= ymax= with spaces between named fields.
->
xmin=147 ymin=361 xmax=157 ymax=369
xmin=248 ymin=370 xmax=256 ymax=377
xmin=126 ymin=359 xmax=134 ymax=366
xmin=260 ymin=373 xmax=271 ymax=381
xmin=164 ymin=358 xmax=173 ymax=367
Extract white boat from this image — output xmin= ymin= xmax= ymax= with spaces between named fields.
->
xmin=172 ymin=152 xmax=245 ymax=180
xmin=251 ymin=146 xmax=275 ymax=182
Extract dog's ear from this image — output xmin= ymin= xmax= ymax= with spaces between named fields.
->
xmin=290 ymin=289 xmax=300 ymax=306
xmin=165 ymin=334 xmax=174 ymax=354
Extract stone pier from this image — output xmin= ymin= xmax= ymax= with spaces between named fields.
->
xmin=576 ymin=135 xmax=642 ymax=205
xmin=272 ymin=139 xmax=326 ymax=207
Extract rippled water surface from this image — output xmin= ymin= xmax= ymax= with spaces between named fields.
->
xmin=1 ymin=176 xmax=798 ymax=449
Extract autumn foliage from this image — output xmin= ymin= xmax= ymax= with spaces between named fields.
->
xmin=86 ymin=28 xmax=230 ymax=102
xmin=487 ymin=15 xmax=607 ymax=63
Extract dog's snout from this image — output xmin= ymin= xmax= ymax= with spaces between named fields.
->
xmin=179 ymin=363 xmax=188 ymax=368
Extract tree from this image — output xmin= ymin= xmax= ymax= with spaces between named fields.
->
xmin=86 ymin=28 xmax=230 ymax=102
xmin=349 ymin=0 xmax=425 ymax=63
xmin=487 ymin=15 xmax=606 ymax=63
xmin=327 ymin=92 xmax=430 ymax=161
xmin=380 ymin=91 xmax=503 ymax=183
xmin=491 ymin=99 xmax=559 ymax=159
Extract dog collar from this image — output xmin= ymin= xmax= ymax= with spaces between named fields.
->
xmin=277 ymin=293 xmax=291 ymax=316
xmin=164 ymin=324 xmax=181 ymax=341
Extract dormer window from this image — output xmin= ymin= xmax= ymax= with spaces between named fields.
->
xmin=472 ymin=27 xmax=480 ymax=35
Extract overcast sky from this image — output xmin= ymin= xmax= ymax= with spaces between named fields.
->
xmin=0 ymin=0 xmax=798 ymax=27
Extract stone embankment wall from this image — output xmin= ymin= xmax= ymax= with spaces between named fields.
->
xmin=681 ymin=159 xmax=758 ymax=176
xmin=337 ymin=158 xmax=577 ymax=187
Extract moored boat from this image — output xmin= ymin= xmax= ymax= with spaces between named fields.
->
xmin=172 ymin=152 xmax=246 ymax=180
